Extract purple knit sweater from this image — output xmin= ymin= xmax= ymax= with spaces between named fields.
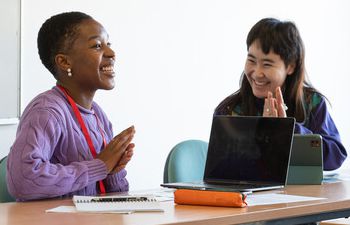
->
xmin=7 ymin=86 xmax=129 ymax=201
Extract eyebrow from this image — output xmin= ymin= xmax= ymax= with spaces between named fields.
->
xmin=88 ymin=35 xmax=101 ymax=41
xmin=247 ymin=53 xmax=275 ymax=63
xmin=88 ymin=33 xmax=110 ymax=41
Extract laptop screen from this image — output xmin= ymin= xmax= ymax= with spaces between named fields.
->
xmin=204 ymin=116 xmax=295 ymax=185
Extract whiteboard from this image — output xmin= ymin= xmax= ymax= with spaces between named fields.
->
xmin=0 ymin=0 xmax=20 ymax=124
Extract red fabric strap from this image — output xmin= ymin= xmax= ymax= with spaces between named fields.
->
xmin=57 ymin=85 xmax=106 ymax=194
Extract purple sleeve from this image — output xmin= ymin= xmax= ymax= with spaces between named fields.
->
xmin=7 ymin=109 xmax=107 ymax=201
xmin=104 ymin=169 xmax=129 ymax=192
xmin=294 ymin=99 xmax=347 ymax=170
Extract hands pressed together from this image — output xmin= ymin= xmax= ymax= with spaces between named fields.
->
xmin=263 ymin=87 xmax=288 ymax=118
xmin=97 ymin=125 xmax=136 ymax=174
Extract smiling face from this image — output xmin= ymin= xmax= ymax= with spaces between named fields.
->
xmin=244 ymin=40 xmax=294 ymax=99
xmin=64 ymin=19 xmax=116 ymax=91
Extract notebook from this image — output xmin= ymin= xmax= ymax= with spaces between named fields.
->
xmin=287 ymin=134 xmax=323 ymax=185
xmin=73 ymin=195 xmax=164 ymax=213
xmin=161 ymin=116 xmax=296 ymax=193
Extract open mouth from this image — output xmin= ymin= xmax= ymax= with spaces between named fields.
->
xmin=101 ymin=65 xmax=115 ymax=76
xmin=253 ymin=79 xmax=269 ymax=87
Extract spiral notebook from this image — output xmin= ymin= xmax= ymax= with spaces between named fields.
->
xmin=73 ymin=195 xmax=164 ymax=213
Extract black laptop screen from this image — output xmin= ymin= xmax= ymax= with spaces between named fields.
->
xmin=204 ymin=116 xmax=295 ymax=185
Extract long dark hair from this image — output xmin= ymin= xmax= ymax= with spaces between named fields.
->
xmin=216 ymin=18 xmax=320 ymax=122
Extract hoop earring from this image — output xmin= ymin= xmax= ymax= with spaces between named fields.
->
xmin=67 ymin=68 xmax=72 ymax=77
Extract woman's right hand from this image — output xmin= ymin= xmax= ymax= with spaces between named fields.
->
xmin=97 ymin=125 xmax=136 ymax=174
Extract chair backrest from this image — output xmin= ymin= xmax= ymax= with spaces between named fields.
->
xmin=0 ymin=156 xmax=15 ymax=202
xmin=163 ymin=139 xmax=208 ymax=183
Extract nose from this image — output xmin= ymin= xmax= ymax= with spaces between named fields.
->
xmin=104 ymin=45 xmax=115 ymax=59
xmin=254 ymin=64 xmax=265 ymax=78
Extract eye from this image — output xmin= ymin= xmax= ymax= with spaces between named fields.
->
xmin=91 ymin=41 xmax=102 ymax=49
xmin=107 ymin=42 xmax=112 ymax=47
xmin=247 ymin=58 xmax=256 ymax=64
xmin=263 ymin=63 xmax=272 ymax=67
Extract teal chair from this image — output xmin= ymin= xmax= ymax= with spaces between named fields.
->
xmin=0 ymin=156 xmax=15 ymax=202
xmin=163 ymin=140 xmax=208 ymax=183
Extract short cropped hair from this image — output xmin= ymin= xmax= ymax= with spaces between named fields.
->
xmin=37 ymin=11 xmax=92 ymax=77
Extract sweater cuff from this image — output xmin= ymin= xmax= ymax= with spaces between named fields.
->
xmin=105 ymin=169 xmax=129 ymax=192
xmin=85 ymin=159 xmax=108 ymax=183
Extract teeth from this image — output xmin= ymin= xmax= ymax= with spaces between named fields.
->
xmin=101 ymin=65 xmax=114 ymax=72
xmin=254 ymin=80 xmax=267 ymax=86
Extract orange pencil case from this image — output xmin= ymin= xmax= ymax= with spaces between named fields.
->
xmin=174 ymin=189 xmax=247 ymax=207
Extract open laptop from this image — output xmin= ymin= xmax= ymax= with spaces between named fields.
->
xmin=287 ymin=134 xmax=323 ymax=185
xmin=161 ymin=115 xmax=296 ymax=193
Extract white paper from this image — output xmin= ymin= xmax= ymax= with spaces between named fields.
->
xmin=46 ymin=206 xmax=78 ymax=213
xmin=46 ymin=206 xmax=134 ymax=214
xmin=247 ymin=193 xmax=325 ymax=206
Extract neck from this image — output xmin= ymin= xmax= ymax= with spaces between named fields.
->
xmin=57 ymin=81 xmax=95 ymax=109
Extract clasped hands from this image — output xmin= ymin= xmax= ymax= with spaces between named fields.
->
xmin=97 ymin=125 xmax=136 ymax=174
xmin=263 ymin=87 xmax=288 ymax=118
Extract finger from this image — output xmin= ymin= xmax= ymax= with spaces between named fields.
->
xmin=109 ymin=130 xmax=135 ymax=152
xmin=272 ymin=108 xmax=278 ymax=117
xmin=101 ymin=135 xmax=134 ymax=171
xmin=264 ymin=99 xmax=273 ymax=117
xmin=263 ymin=98 xmax=269 ymax=117
xmin=278 ymin=103 xmax=287 ymax=117
xmin=267 ymin=91 xmax=273 ymax=100
xmin=118 ymin=154 xmax=132 ymax=167
xmin=118 ymin=134 xmax=134 ymax=152
xmin=116 ymin=143 xmax=134 ymax=164
xmin=118 ymin=147 xmax=134 ymax=165
xmin=109 ymin=149 xmax=134 ymax=174
xmin=272 ymin=99 xmax=278 ymax=117
xmin=111 ymin=126 xmax=135 ymax=142
xmin=125 ymin=143 xmax=135 ymax=155
xmin=269 ymin=96 xmax=275 ymax=109
xmin=263 ymin=92 xmax=273 ymax=117
xmin=275 ymin=87 xmax=287 ymax=117
xmin=112 ymin=148 xmax=134 ymax=173
xmin=269 ymin=96 xmax=276 ymax=117
xmin=275 ymin=87 xmax=284 ymax=105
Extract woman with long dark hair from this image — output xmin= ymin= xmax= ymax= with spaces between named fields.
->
xmin=215 ymin=18 xmax=346 ymax=170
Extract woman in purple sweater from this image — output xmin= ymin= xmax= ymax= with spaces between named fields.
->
xmin=7 ymin=12 xmax=136 ymax=201
xmin=215 ymin=18 xmax=347 ymax=171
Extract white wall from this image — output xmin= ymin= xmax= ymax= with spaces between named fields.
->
xmin=11 ymin=0 xmax=350 ymax=190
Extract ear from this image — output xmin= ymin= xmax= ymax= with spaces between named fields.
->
xmin=286 ymin=63 xmax=296 ymax=76
xmin=55 ymin=54 xmax=72 ymax=72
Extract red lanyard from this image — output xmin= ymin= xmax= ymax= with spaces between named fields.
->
xmin=57 ymin=85 xmax=106 ymax=194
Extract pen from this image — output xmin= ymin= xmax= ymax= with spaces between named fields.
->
xmin=91 ymin=196 xmax=149 ymax=202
